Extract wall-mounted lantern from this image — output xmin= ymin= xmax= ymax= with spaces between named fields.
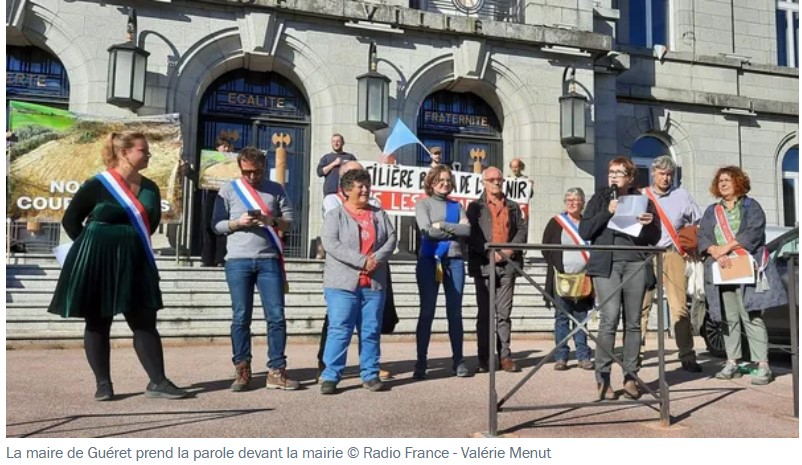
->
xmin=107 ymin=9 xmax=149 ymax=109
xmin=356 ymin=41 xmax=390 ymax=131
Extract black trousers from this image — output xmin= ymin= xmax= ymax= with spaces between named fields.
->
xmin=200 ymin=189 xmax=226 ymax=266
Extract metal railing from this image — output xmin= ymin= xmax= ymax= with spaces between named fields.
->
xmin=484 ymin=242 xmax=670 ymax=435
xmin=786 ymin=252 xmax=799 ymax=418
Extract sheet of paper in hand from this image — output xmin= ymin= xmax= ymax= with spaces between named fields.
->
xmin=607 ymin=195 xmax=648 ymax=237
xmin=712 ymin=253 xmax=756 ymax=285
xmin=53 ymin=242 xmax=73 ymax=267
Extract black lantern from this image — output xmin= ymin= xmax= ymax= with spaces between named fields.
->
xmin=356 ymin=41 xmax=390 ymax=131
xmin=559 ymin=66 xmax=587 ymax=146
xmin=107 ymin=9 xmax=149 ymax=109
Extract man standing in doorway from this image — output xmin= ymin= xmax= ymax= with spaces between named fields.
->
xmin=317 ymin=133 xmax=357 ymax=198
xmin=640 ymin=155 xmax=703 ymax=372
xmin=509 ymin=158 xmax=535 ymax=200
xmin=213 ymin=147 xmax=299 ymax=391
xmin=468 ymin=166 xmax=527 ymax=373
xmin=316 ymin=134 xmax=357 ymax=259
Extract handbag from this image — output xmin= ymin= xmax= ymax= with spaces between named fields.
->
xmin=555 ymin=271 xmax=593 ymax=299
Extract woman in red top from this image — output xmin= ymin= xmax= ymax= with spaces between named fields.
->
xmin=319 ymin=169 xmax=397 ymax=395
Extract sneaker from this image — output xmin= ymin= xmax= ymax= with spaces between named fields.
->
xmin=476 ymin=361 xmax=489 ymax=373
xmin=751 ymin=364 xmax=773 ymax=385
xmin=453 ymin=361 xmax=472 ymax=378
xmin=681 ymin=359 xmax=703 ymax=373
xmin=379 ymin=368 xmax=393 ymax=381
xmin=715 ymin=362 xmax=742 ymax=380
xmin=94 ymin=381 xmax=114 ymax=401
xmin=145 ymin=379 xmax=188 ymax=399
xmin=231 ymin=361 xmax=251 ymax=392
xmin=622 ymin=379 xmax=641 ymax=399
xmin=266 ymin=368 xmax=300 ymax=390
xmin=320 ymin=380 xmax=337 ymax=395
xmin=363 ymin=377 xmax=385 ymax=392
xmin=553 ymin=360 xmax=568 ymax=371
xmin=577 ymin=360 xmax=594 ymax=370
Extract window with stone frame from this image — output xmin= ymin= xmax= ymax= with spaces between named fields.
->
xmin=630 ymin=134 xmax=677 ymax=189
xmin=776 ymin=0 xmax=799 ymax=67
xmin=617 ymin=0 xmax=670 ymax=48
xmin=782 ymin=146 xmax=799 ymax=226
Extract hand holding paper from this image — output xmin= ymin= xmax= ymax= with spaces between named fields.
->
xmin=607 ymin=195 xmax=648 ymax=237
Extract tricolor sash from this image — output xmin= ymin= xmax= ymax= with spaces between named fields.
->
xmin=714 ymin=204 xmax=747 ymax=257
xmin=96 ymin=169 xmax=156 ymax=270
xmin=644 ymin=187 xmax=686 ymax=255
xmin=715 ymin=200 xmax=770 ymax=285
xmin=554 ymin=213 xmax=589 ymax=263
xmin=420 ymin=200 xmax=459 ymax=283
xmin=231 ymin=178 xmax=288 ymax=287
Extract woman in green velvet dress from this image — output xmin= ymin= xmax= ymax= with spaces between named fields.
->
xmin=48 ymin=131 xmax=187 ymax=401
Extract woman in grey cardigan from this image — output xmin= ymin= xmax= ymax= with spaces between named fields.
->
xmin=414 ymin=165 xmax=472 ymax=379
xmin=319 ymin=169 xmax=397 ymax=395
xmin=698 ymin=166 xmax=787 ymax=385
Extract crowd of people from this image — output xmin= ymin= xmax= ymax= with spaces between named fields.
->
xmin=49 ymin=131 xmax=788 ymax=401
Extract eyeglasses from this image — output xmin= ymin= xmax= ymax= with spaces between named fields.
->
xmin=435 ymin=178 xmax=452 ymax=185
xmin=483 ymin=178 xmax=503 ymax=185
xmin=241 ymin=169 xmax=264 ymax=177
xmin=607 ymin=170 xmax=628 ymax=177
xmin=565 ymin=199 xmax=583 ymax=204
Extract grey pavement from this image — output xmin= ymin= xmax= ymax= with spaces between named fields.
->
xmin=5 ymin=335 xmax=799 ymax=438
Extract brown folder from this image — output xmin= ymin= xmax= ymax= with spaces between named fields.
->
xmin=719 ymin=254 xmax=755 ymax=282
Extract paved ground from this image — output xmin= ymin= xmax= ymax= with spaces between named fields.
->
xmin=5 ymin=335 xmax=799 ymax=438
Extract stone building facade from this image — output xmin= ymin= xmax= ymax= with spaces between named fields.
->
xmin=6 ymin=0 xmax=798 ymax=256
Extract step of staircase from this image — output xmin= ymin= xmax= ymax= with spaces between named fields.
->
xmin=6 ymin=254 xmax=561 ymax=341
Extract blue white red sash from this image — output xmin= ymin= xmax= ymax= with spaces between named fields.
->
xmin=644 ymin=187 xmax=686 ymax=255
xmin=715 ymin=202 xmax=769 ymax=270
xmin=554 ymin=213 xmax=589 ymax=263
xmin=231 ymin=178 xmax=287 ymax=284
xmin=96 ymin=169 xmax=156 ymax=270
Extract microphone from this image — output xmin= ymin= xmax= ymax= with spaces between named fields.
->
xmin=610 ymin=184 xmax=619 ymax=200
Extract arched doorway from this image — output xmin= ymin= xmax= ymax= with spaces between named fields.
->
xmin=6 ymin=45 xmax=71 ymax=253
xmin=415 ymin=90 xmax=502 ymax=172
xmin=195 ymin=70 xmax=310 ymax=258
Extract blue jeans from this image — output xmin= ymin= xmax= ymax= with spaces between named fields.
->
xmin=415 ymin=256 xmax=465 ymax=368
xmin=553 ymin=295 xmax=592 ymax=361
xmin=225 ymin=258 xmax=287 ymax=369
xmin=322 ymin=287 xmax=385 ymax=383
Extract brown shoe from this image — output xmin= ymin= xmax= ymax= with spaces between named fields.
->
xmin=577 ymin=360 xmax=594 ymax=370
xmin=500 ymin=357 xmax=521 ymax=373
xmin=266 ymin=368 xmax=300 ymax=391
xmin=231 ymin=361 xmax=251 ymax=392
xmin=553 ymin=360 xmax=568 ymax=371
xmin=597 ymin=382 xmax=617 ymax=400
xmin=622 ymin=379 xmax=641 ymax=399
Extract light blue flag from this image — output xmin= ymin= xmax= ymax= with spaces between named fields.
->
xmin=382 ymin=118 xmax=428 ymax=158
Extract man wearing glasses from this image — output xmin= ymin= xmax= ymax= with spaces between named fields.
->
xmin=213 ymin=147 xmax=299 ymax=392
xmin=467 ymin=167 xmax=527 ymax=373
xmin=640 ymin=155 xmax=703 ymax=372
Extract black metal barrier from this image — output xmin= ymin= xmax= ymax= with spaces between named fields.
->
xmin=787 ymin=252 xmax=799 ymax=418
xmin=484 ymin=242 xmax=669 ymax=435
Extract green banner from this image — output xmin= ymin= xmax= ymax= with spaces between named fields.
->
xmin=8 ymin=101 xmax=75 ymax=132
xmin=7 ymin=101 xmax=184 ymax=222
